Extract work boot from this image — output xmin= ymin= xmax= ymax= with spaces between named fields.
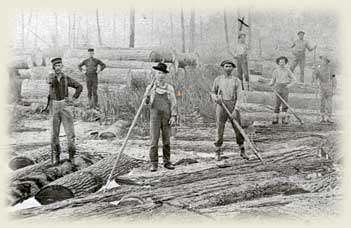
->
xmin=281 ymin=112 xmax=289 ymax=125
xmin=164 ymin=162 xmax=175 ymax=170
xmin=68 ymin=147 xmax=76 ymax=164
xmin=150 ymin=162 xmax=158 ymax=172
xmin=272 ymin=113 xmax=279 ymax=125
xmin=239 ymin=145 xmax=250 ymax=160
xmin=214 ymin=144 xmax=222 ymax=161
xmin=52 ymin=144 xmax=61 ymax=165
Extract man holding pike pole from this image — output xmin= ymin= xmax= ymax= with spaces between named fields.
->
xmin=210 ymin=60 xmax=250 ymax=161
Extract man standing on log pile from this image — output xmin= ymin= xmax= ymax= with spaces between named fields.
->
xmin=232 ymin=33 xmax=250 ymax=91
xmin=211 ymin=60 xmax=249 ymax=161
xmin=144 ymin=63 xmax=178 ymax=172
xmin=78 ymin=48 xmax=106 ymax=110
xmin=269 ymin=56 xmax=296 ymax=124
xmin=48 ymin=57 xmax=83 ymax=165
xmin=312 ymin=55 xmax=337 ymax=123
xmin=290 ymin=31 xmax=317 ymax=83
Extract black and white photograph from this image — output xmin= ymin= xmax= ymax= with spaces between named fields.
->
xmin=2 ymin=0 xmax=350 ymax=224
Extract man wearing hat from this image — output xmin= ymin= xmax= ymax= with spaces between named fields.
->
xmin=269 ymin=56 xmax=296 ymax=124
xmin=290 ymin=31 xmax=317 ymax=83
xmin=210 ymin=60 xmax=248 ymax=161
xmin=144 ymin=62 xmax=177 ymax=172
xmin=48 ymin=57 xmax=83 ymax=165
xmin=312 ymin=55 xmax=337 ymax=123
xmin=78 ymin=48 xmax=106 ymax=109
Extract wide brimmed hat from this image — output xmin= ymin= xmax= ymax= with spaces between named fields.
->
xmin=238 ymin=33 xmax=246 ymax=39
xmin=319 ymin=55 xmax=330 ymax=63
xmin=152 ymin=62 xmax=169 ymax=73
xmin=297 ymin=31 xmax=305 ymax=35
xmin=88 ymin=48 xmax=94 ymax=52
xmin=220 ymin=60 xmax=236 ymax=68
xmin=276 ymin=56 xmax=289 ymax=64
xmin=51 ymin=57 xmax=62 ymax=65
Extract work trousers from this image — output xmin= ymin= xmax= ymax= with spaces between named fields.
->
xmin=51 ymin=100 xmax=76 ymax=157
xmin=236 ymin=55 xmax=249 ymax=89
xmin=290 ymin=55 xmax=306 ymax=83
xmin=86 ymin=73 xmax=98 ymax=108
xmin=214 ymin=101 xmax=245 ymax=147
xmin=274 ymin=87 xmax=289 ymax=113
xmin=320 ymin=89 xmax=333 ymax=115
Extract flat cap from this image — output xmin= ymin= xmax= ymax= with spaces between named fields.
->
xmin=51 ymin=57 xmax=62 ymax=65
xmin=88 ymin=48 xmax=94 ymax=52
xmin=220 ymin=60 xmax=236 ymax=68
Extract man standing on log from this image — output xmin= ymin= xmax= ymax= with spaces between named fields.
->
xmin=211 ymin=60 xmax=249 ymax=161
xmin=269 ymin=56 xmax=296 ymax=124
xmin=232 ymin=33 xmax=250 ymax=90
xmin=312 ymin=55 xmax=337 ymax=123
xmin=144 ymin=63 xmax=177 ymax=172
xmin=48 ymin=58 xmax=83 ymax=165
xmin=78 ymin=48 xmax=106 ymax=110
xmin=290 ymin=31 xmax=317 ymax=83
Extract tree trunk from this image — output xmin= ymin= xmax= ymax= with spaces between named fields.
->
xmin=96 ymin=9 xmax=103 ymax=46
xmin=34 ymin=154 xmax=143 ymax=205
xmin=169 ymin=11 xmax=174 ymax=44
xmin=113 ymin=10 xmax=117 ymax=46
xmin=13 ymin=133 xmax=336 ymax=219
xmin=21 ymin=11 xmax=25 ymax=49
xmin=223 ymin=10 xmax=230 ymax=51
xmin=129 ymin=7 xmax=135 ymax=48
xmin=34 ymin=11 xmax=39 ymax=48
xmin=54 ymin=12 xmax=58 ymax=46
xmin=180 ymin=8 xmax=186 ymax=53
xmin=9 ymin=153 xmax=105 ymax=206
xmin=248 ymin=9 xmax=252 ymax=50
xmin=68 ymin=13 xmax=72 ymax=48
xmin=189 ymin=9 xmax=196 ymax=52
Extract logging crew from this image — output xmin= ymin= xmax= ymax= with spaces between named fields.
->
xmin=233 ymin=33 xmax=250 ymax=90
xmin=144 ymin=62 xmax=177 ymax=172
xmin=211 ymin=60 xmax=249 ymax=161
xmin=290 ymin=31 xmax=317 ymax=83
xmin=78 ymin=48 xmax=106 ymax=110
xmin=269 ymin=56 xmax=296 ymax=124
xmin=48 ymin=57 xmax=83 ymax=165
xmin=312 ymin=55 xmax=337 ymax=123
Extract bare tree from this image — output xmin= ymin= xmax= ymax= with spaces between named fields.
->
xmin=129 ymin=7 xmax=135 ymax=48
xmin=223 ymin=10 xmax=230 ymax=52
xmin=96 ymin=9 xmax=103 ymax=46
xmin=189 ymin=9 xmax=196 ymax=52
xmin=68 ymin=13 xmax=71 ymax=47
xmin=21 ymin=10 xmax=25 ymax=49
xmin=180 ymin=8 xmax=186 ymax=52
xmin=113 ymin=10 xmax=117 ymax=46
xmin=34 ymin=11 xmax=38 ymax=48
xmin=169 ymin=10 xmax=174 ymax=44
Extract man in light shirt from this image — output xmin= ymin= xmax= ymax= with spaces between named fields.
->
xmin=290 ymin=31 xmax=317 ymax=83
xmin=211 ymin=60 xmax=248 ymax=161
xmin=269 ymin=56 xmax=296 ymax=124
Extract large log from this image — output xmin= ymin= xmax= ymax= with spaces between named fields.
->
xmin=13 ymin=134 xmax=336 ymax=219
xmin=64 ymin=58 xmax=158 ymax=69
xmin=34 ymin=153 xmax=144 ymax=205
xmin=9 ymin=152 xmax=105 ymax=206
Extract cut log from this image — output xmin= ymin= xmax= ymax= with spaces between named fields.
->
xmin=9 ymin=152 xmax=105 ymax=206
xmin=13 ymin=135 xmax=336 ymax=219
xmin=34 ymin=153 xmax=143 ymax=204
xmin=64 ymin=58 xmax=158 ymax=69
xmin=99 ymin=68 xmax=152 ymax=84
xmin=8 ymin=57 xmax=31 ymax=69
xmin=175 ymin=52 xmax=200 ymax=68
xmin=99 ymin=120 xmax=130 ymax=139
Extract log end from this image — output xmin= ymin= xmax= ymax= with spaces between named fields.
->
xmin=9 ymin=157 xmax=35 ymax=170
xmin=35 ymin=185 xmax=74 ymax=205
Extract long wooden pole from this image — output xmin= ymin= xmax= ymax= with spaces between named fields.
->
xmin=219 ymin=95 xmax=264 ymax=163
xmin=103 ymin=77 xmax=156 ymax=192
xmin=271 ymin=88 xmax=304 ymax=125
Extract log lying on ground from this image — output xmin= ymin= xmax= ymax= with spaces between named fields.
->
xmin=13 ymin=135 xmax=336 ymax=219
xmin=65 ymin=58 xmax=158 ymax=69
xmin=99 ymin=68 xmax=152 ymax=84
xmin=9 ymin=144 xmax=109 ymax=170
xmin=9 ymin=152 xmax=105 ymax=206
xmin=34 ymin=153 xmax=144 ymax=205
xmin=175 ymin=52 xmax=200 ymax=68
xmin=8 ymin=57 xmax=31 ymax=70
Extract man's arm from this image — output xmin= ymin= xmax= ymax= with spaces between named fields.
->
xmin=168 ymin=85 xmax=178 ymax=116
xmin=67 ymin=77 xmax=83 ymax=99
xmin=97 ymin=59 xmax=106 ymax=71
xmin=234 ymin=79 xmax=243 ymax=112
xmin=269 ymin=70 xmax=277 ymax=87
xmin=287 ymin=69 xmax=296 ymax=87
xmin=210 ymin=77 xmax=220 ymax=102
xmin=78 ymin=59 xmax=86 ymax=71
xmin=290 ymin=41 xmax=296 ymax=49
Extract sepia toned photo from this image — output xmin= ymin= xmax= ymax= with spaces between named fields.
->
xmin=3 ymin=2 xmax=347 ymax=224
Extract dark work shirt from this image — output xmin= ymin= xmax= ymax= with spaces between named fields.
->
xmin=48 ymin=72 xmax=83 ymax=100
xmin=78 ymin=57 xmax=106 ymax=74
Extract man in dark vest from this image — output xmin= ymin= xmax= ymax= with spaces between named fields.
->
xmin=48 ymin=57 xmax=83 ymax=165
xmin=78 ymin=48 xmax=106 ymax=109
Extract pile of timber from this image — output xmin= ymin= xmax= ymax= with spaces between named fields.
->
xmin=12 ymin=134 xmax=338 ymax=219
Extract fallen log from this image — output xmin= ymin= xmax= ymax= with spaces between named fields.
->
xmin=9 ymin=152 xmax=105 ymax=206
xmin=34 ymin=153 xmax=143 ymax=205
xmin=9 ymin=144 xmax=108 ymax=170
xmin=13 ymin=136 xmax=335 ymax=219
xmin=65 ymin=58 xmax=158 ymax=69
xmin=99 ymin=68 xmax=152 ymax=84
